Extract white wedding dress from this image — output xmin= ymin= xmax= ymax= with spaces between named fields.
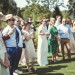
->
xmin=37 ymin=25 xmax=48 ymax=66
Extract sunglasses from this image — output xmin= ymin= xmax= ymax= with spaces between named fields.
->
xmin=62 ymin=21 xmax=66 ymax=22
xmin=17 ymin=20 xmax=20 ymax=22
xmin=8 ymin=19 xmax=15 ymax=21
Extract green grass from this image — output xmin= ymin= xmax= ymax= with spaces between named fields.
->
xmin=2 ymin=21 xmax=7 ymax=28
xmin=18 ymin=53 xmax=75 ymax=75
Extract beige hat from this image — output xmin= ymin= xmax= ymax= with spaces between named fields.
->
xmin=5 ymin=14 xmax=14 ymax=21
xmin=0 ymin=12 xmax=3 ymax=18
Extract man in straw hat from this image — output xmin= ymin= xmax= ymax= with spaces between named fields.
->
xmin=2 ymin=14 xmax=19 ymax=75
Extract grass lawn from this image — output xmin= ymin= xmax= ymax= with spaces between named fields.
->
xmin=18 ymin=53 xmax=75 ymax=75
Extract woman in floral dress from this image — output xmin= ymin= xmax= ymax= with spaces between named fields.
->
xmin=48 ymin=18 xmax=59 ymax=62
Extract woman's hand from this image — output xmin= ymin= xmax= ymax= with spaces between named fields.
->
xmin=4 ymin=58 xmax=10 ymax=68
xmin=55 ymin=34 xmax=61 ymax=41
xmin=45 ymin=32 xmax=49 ymax=36
xmin=3 ymin=63 xmax=9 ymax=69
xmin=0 ymin=59 xmax=9 ymax=69
xmin=4 ymin=53 xmax=10 ymax=68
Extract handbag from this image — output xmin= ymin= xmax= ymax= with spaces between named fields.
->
xmin=23 ymin=43 xmax=26 ymax=48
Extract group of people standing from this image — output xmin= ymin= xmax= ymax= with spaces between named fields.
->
xmin=37 ymin=16 xmax=73 ymax=66
xmin=0 ymin=13 xmax=36 ymax=75
xmin=0 ymin=12 xmax=75 ymax=75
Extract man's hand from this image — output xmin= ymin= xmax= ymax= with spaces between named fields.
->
xmin=8 ymin=28 xmax=14 ymax=35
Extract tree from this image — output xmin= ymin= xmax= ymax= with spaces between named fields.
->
xmin=68 ymin=0 xmax=75 ymax=18
xmin=0 ymin=0 xmax=17 ymax=14
xmin=0 ymin=0 xmax=9 ymax=14
xmin=25 ymin=0 xmax=66 ymax=11
xmin=22 ymin=3 xmax=51 ymax=25
xmin=8 ymin=0 xmax=17 ymax=14
xmin=51 ymin=6 xmax=63 ymax=18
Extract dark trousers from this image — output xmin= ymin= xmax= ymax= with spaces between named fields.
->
xmin=15 ymin=47 xmax=22 ymax=69
xmin=7 ymin=47 xmax=22 ymax=75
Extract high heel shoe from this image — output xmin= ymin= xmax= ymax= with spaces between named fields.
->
xmin=28 ymin=68 xmax=32 ymax=72
xmin=31 ymin=67 xmax=36 ymax=71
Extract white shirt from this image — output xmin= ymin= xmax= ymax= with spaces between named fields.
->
xmin=2 ymin=25 xmax=16 ymax=47
xmin=55 ymin=20 xmax=61 ymax=28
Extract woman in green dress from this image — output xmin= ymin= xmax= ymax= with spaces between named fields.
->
xmin=48 ymin=18 xmax=59 ymax=62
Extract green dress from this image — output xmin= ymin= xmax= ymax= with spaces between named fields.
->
xmin=48 ymin=26 xmax=58 ymax=54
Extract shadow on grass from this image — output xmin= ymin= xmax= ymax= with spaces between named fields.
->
xmin=18 ymin=54 xmax=75 ymax=75
xmin=48 ymin=55 xmax=75 ymax=65
xmin=19 ymin=65 xmax=66 ymax=75
xmin=20 ymin=73 xmax=64 ymax=75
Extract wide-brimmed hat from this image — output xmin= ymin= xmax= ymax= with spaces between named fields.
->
xmin=0 ymin=12 xmax=3 ymax=18
xmin=5 ymin=14 xmax=14 ymax=21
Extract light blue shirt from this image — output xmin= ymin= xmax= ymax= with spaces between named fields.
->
xmin=57 ymin=24 xmax=71 ymax=39
xmin=2 ymin=25 xmax=16 ymax=47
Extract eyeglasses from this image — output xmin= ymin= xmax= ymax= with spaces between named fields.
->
xmin=8 ymin=19 xmax=15 ymax=21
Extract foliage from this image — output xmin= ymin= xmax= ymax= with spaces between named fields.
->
xmin=2 ymin=21 xmax=7 ymax=28
xmin=21 ymin=4 xmax=51 ymax=26
xmin=34 ymin=31 xmax=38 ymax=49
xmin=68 ymin=0 xmax=75 ymax=19
xmin=0 ymin=0 xmax=17 ymax=14
xmin=25 ymin=0 xmax=67 ymax=11
xmin=61 ymin=11 xmax=69 ymax=18
xmin=25 ymin=0 xmax=69 ymax=19
xmin=0 ymin=0 xmax=74 ymax=21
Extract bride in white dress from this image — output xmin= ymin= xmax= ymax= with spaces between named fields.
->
xmin=37 ymin=18 xmax=49 ymax=66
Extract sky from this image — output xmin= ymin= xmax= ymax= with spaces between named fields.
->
xmin=14 ymin=0 xmax=69 ymax=11
xmin=14 ymin=0 xmax=28 ymax=8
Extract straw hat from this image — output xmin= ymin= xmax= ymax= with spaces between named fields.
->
xmin=0 ymin=12 xmax=3 ymax=18
xmin=5 ymin=14 xmax=14 ymax=21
